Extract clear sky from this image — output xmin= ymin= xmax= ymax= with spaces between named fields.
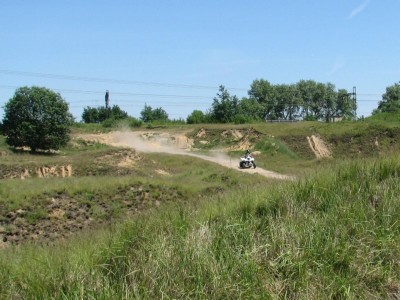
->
xmin=1 ymin=1 xmax=399 ymax=121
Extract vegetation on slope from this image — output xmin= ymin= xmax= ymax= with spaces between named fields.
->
xmin=1 ymin=118 xmax=400 ymax=298
xmin=1 ymin=155 xmax=400 ymax=298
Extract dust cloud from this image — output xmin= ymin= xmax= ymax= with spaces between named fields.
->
xmin=78 ymin=131 xmax=291 ymax=180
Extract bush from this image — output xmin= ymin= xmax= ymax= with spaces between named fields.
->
xmin=304 ymin=115 xmax=318 ymax=121
xmin=101 ymin=117 xmax=117 ymax=128
xmin=112 ymin=117 xmax=143 ymax=129
xmin=126 ymin=117 xmax=143 ymax=128
xmin=140 ymin=104 xmax=169 ymax=123
xmin=233 ymin=114 xmax=251 ymax=124
xmin=187 ymin=110 xmax=206 ymax=124
xmin=169 ymin=118 xmax=186 ymax=125
xmin=82 ymin=105 xmax=128 ymax=123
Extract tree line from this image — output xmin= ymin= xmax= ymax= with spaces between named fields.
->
xmin=80 ymin=79 xmax=358 ymax=125
xmin=0 ymin=81 xmax=399 ymax=151
xmin=188 ymin=79 xmax=357 ymax=124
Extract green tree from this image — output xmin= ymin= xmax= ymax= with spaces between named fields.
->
xmin=210 ymin=85 xmax=239 ymax=123
xmin=297 ymin=80 xmax=316 ymax=119
xmin=2 ymin=86 xmax=73 ymax=152
xmin=321 ymin=83 xmax=337 ymax=122
xmin=273 ymin=84 xmax=301 ymax=120
xmin=110 ymin=105 xmax=128 ymax=120
xmin=82 ymin=105 xmax=128 ymax=123
xmin=140 ymin=104 xmax=169 ymax=122
xmin=187 ymin=110 xmax=207 ymax=124
xmin=237 ymin=98 xmax=263 ymax=122
xmin=336 ymin=89 xmax=356 ymax=120
xmin=374 ymin=82 xmax=400 ymax=114
xmin=248 ymin=79 xmax=276 ymax=120
xmin=81 ymin=106 xmax=99 ymax=123
xmin=140 ymin=104 xmax=153 ymax=122
xmin=152 ymin=107 xmax=169 ymax=122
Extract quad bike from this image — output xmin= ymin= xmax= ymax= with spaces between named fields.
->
xmin=239 ymin=154 xmax=256 ymax=169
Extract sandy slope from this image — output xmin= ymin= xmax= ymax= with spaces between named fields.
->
xmin=77 ymin=131 xmax=291 ymax=180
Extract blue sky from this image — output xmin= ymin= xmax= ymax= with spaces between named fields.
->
xmin=1 ymin=1 xmax=399 ymax=121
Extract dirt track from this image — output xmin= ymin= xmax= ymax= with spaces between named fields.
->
xmin=78 ymin=131 xmax=291 ymax=180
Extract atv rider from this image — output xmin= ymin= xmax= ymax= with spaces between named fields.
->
xmin=245 ymin=149 xmax=252 ymax=158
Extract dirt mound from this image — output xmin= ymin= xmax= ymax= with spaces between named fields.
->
xmin=0 ymin=165 xmax=73 ymax=180
xmin=228 ymin=128 xmax=262 ymax=151
xmin=196 ymin=128 xmax=207 ymax=138
xmin=95 ymin=150 xmax=141 ymax=168
xmin=0 ymin=184 xmax=184 ymax=247
xmin=221 ymin=129 xmax=244 ymax=140
xmin=307 ymin=135 xmax=331 ymax=159
xmin=78 ymin=131 xmax=194 ymax=152
xmin=36 ymin=165 xmax=73 ymax=178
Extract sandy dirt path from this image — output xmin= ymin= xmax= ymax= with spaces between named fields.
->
xmin=77 ymin=131 xmax=291 ymax=180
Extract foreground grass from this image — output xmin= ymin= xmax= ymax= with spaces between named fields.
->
xmin=1 ymin=155 xmax=400 ymax=299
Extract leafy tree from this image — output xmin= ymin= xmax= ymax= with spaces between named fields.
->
xmin=296 ymin=80 xmax=336 ymax=121
xmin=82 ymin=105 xmax=128 ymax=123
xmin=310 ymin=82 xmax=326 ymax=120
xmin=374 ymin=82 xmax=400 ymax=114
xmin=336 ymin=89 xmax=356 ymax=120
xmin=210 ymin=85 xmax=239 ymax=123
xmin=197 ymin=79 xmax=355 ymax=123
xmin=285 ymin=84 xmax=302 ymax=120
xmin=248 ymin=79 xmax=276 ymax=120
xmin=2 ymin=86 xmax=73 ymax=152
xmin=296 ymin=80 xmax=317 ymax=119
xmin=97 ymin=106 xmax=112 ymax=121
xmin=274 ymin=84 xmax=301 ymax=120
xmin=140 ymin=104 xmax=153 ymax=123
xmin=140 ymin=104 xmax=169 ymax=122
xmin=321 ymin=83 xmax=337 ymax=122
xmin=187 ymin=110 xmax=207 ymax=124
xmin=152 ymin=107 xmax=169 ymax=122
xmin=237 ymin=97 xmax=263 ymax=122
xmin=81 ymin=106 xmax=99 ymax=123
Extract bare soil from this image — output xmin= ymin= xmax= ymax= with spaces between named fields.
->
xmin=0 ymin=184 xmax=185 ymax=248
xmin=307 ymin=135 xmax=332 ymax=158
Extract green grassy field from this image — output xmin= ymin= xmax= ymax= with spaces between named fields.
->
xmin=1 ymin=119 xmax=400 ymax=299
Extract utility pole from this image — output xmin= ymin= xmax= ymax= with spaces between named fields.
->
xmin=344 ymin=86 xmax=357 ymax=120
xmin=105 ymin=90 xmax=109 ymax=109
xmin=352 ymin=86 xmax=357 ymax=120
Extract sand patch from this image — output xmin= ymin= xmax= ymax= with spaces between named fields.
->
xmin=155 ymin=169 xmax=170 ymax=176
xmin=307 ymin=135 xmax=331 ymax=158
xmin=196 ymin=128 xmax=207 ymax=138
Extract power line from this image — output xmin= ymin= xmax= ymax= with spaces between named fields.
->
xmin=0 ymin=69 xmax=388 ymax=98
xmin=0 ymin=69 xmax=248 ymax=91
xmin=0 ymin=85 xmax=382 ymax=103
xmin=0 ymin=84 xmax=213 ymax=100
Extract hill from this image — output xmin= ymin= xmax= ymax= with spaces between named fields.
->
xmin=1 ymin=119 xmax=400 ymax=298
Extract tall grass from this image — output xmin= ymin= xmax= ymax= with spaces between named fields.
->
xmin=2 ymin=156 xmax=400 ymax=298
